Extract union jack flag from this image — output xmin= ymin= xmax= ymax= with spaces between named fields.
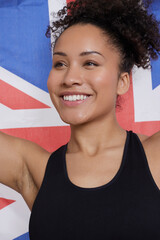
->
xmin=0 ymin=0 xmax=159 ymax=239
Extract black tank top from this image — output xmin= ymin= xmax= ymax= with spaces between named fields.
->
xmin=29 ymin=131 xmax=160 ymax=239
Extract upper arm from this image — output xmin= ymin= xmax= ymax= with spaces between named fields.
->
xmin=0 ymin=131 xmax=50 ymax=195
xmin=137 ymin=131 xmax=160 ymax=155
xmin=0 ymin=131 xmax=25 ymax=192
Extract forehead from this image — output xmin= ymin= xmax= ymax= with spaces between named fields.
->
xmin=54 ymin=24 xmax=117 ymax=55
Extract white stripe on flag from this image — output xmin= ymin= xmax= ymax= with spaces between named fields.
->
xmin=133 ymin=66 xmax=160 ymax=122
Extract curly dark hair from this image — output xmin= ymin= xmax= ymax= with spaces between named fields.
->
xmin=46 ymin=0 xmax=160 ymax=74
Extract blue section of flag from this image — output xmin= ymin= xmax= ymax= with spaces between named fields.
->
xmin=13 ymin=232 xmax=30 ymax=240
xmin=0 ymin=0 xmax=52 ymax=92
xmin=150 ymin=0 xmax=160 ymax=89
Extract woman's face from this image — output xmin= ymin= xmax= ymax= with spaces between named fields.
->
xmin=47 ymin=24 xmax=129 ymax=126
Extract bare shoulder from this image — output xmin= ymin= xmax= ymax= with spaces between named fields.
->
xmin=136 ymin=133 xmax=149 ymax=142
xmin=137 ymin=131 xmax=160 ymax=156
xmin=148 ymin=131 xmax=160 ymax=143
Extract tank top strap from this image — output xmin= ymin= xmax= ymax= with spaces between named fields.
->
xmin=50 ymin=144 xmax=67 ymax=167
xmin=123 ymin=131 xmax=160 ymax=194
xmin=46 ymin=144 xmax=67 ymax=179
xmin=124 ymin=130 xmax=147 ymax=168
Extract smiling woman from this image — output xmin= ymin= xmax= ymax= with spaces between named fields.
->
xmin=0 ymin=0 xmax=160 ymax=239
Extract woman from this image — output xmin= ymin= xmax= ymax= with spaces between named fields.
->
xmin=0 ymin=0 xmax=160 ymax=239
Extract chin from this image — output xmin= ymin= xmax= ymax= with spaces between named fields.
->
xmin=60 ymin=115 xmax=89 ymax=126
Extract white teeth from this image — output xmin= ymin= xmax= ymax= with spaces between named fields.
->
xmin=73 ymin=95 xmax=77 ymax=101
xmin=69 ymin=96 xmax=72 ymax=101
xmin=63 ymin=95 xmax=88 ymax=101
xmin=77 ymin=95 xmax=80 ymax=100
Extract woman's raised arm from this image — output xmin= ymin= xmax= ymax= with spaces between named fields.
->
xmin=0 ymin=131 xmax=50 ymax=209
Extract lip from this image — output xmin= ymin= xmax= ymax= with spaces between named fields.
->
xmin=59 ymin=91 xmax=91 ymax=97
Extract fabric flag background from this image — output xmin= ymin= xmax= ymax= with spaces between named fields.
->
xmin=0 ymin=0 xmax=159 ymax=239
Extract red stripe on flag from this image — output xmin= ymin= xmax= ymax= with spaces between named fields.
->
xmin=0 ymin=197 xmax=15 ymax=210
xmin=0 ymin=79 xmax=50 ymax=110
xmin=1 ymin=126 xmax=71 ymax=152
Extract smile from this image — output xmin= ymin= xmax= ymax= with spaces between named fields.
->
xmin=63 ymin=95 xmax=88 ymax=101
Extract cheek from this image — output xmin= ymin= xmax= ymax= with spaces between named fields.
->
xmin=92 ymin=70 xmax=119 ymax=109
xmin=90 ymin=70 xmax=118 ymax=94
xmin=47 ymin=71 xmax=62 ymax=102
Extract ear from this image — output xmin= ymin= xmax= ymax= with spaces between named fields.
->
xmin=117 ymin=72 xmax=130 ymax=95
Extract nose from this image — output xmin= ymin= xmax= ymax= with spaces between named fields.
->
xmin=62 ymin=65 xmax=83 ymax=87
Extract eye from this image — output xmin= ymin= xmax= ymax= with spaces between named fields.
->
xmin=53 ymin=62 xmax=66 ymax=69
xmin=84 ymin=61 xmax=99 ymax=67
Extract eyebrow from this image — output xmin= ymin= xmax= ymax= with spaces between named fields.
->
xmin=53 ymin=51 xmax=104 ymax=58
xmin=53 ymin=52 xmax=67 ymax=56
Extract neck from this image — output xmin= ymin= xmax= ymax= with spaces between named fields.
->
xmin=67 ymin=112 xmax=126 ymax=156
